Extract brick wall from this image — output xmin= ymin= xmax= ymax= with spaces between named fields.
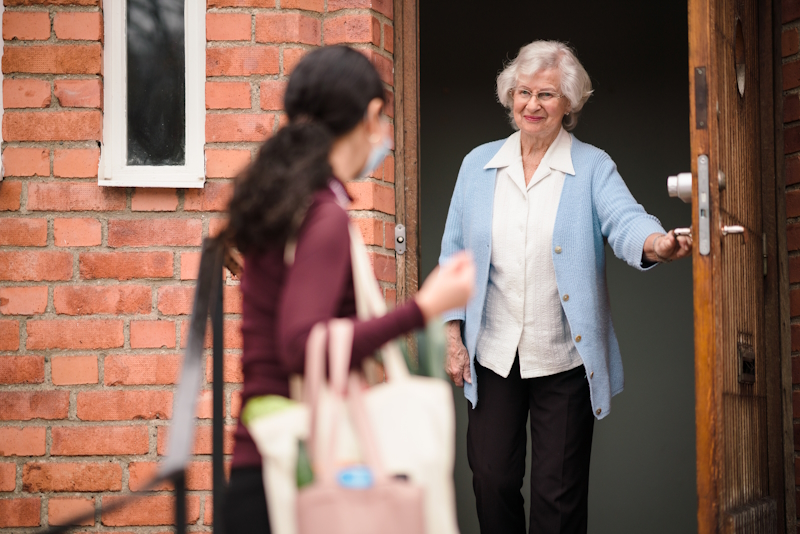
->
xmin=0 ymin=0 xmax=396 ymax=530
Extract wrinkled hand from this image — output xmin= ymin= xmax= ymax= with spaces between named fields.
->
xmin=650 ymin=230 xmax=692 ymax=262
xmin=445 ymin=320 xmax=471 ymax=387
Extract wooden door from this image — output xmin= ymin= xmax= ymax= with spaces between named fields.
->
xmin=690 ymin=0 xmax=790 ymax=532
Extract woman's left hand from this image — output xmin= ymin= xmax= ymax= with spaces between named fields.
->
xmin=648 ymin=230 xmax=692 ymax=263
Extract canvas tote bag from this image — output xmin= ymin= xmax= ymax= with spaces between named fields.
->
xmin=297 ymin=319 xmax=426 ymax=534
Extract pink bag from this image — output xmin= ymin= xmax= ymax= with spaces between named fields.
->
xmin=296 ymin=320 xmax=427 ymax=534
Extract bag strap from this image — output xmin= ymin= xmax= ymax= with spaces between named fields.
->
xmin=348 ymin=225 xmax=411 ymax=381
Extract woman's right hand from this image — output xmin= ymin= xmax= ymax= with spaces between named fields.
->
xmin=414 ymin=251 xmax=475 ymax=321
xmin=445 ymin=320 xmax=471 ymax=387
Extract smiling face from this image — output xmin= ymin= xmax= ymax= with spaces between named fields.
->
xmin=512 ymin=68 xmax=571 ymax=143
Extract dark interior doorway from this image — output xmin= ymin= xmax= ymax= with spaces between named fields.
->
xmin=419 ymin=2 xmax=696 ymax=533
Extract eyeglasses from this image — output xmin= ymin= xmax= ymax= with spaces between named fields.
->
xmin=509 ymin=88 xmax=563 ymax=103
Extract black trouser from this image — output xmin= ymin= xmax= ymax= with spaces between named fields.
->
xmin=467 ymin=356 xmax=594 ymax=534
xmin=222 ymin=467 xmax=271 ymax=534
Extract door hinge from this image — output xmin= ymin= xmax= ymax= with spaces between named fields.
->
xmin=763 ymin=233 xmax=767 ymax=277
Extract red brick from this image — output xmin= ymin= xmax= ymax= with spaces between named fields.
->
xmin=130 ymin=320 xmax=176 ymax=349
xmin=77 ymin=390 xmax=172 ymax=421
xmin=107 ymin=219 xmax=202 ymax=248
xmin=48 ymin=497 xmax=94 ymax=526
xmin=384 ymin=90 xmax=395 ymax=119
xmin=786 ymin=0 xmax=800 ymax=22
xmin=26 ymin=320 xmax=123 ymax=350
xmin=104 ymin=354 xmax=182 ymax=385
xmin=3 ymin=44 xmax=101 ymax=74
xmin=102 ymin=495 xmax=200 ymax=526
xmin=23 ymin=462 xmax=121 ymax=492
xmin=54 ymin=285 xmax=151 ymax=315
xmin=328 ymin=0 xmax=393 ymax=18
xmin=205 ymin=149 xmax=250 ymax=178
xmin=793 ymin=323 xmax=800 ymax=351
xmin=361 ymin=49 xmax=393 ymax=86
xmin=6 ymin=0 xmax=99 ymax=4
xmin=256 ymin=13 xmax=320 ymax=45
xmin=0 ymin=287 xmax=48 ymax=315
xmin=0 ymin=218 xmax=47 ymax=246
xmin=0 ymin=251 xmax=73 ymax=281
xmin=384 ymin=221 xmax=395 ymax=249
xmin=131 ymin=188 xmax=179 ymax=211
xmin=368 ymin=251 xmax=396 ymax=282
xmin=209 ymin=217 xmax=228 ymax=238
xmin=206 ymin=353 xmax=243 ymax=383
xmin=54 ymin=79 xmax=102 ymax=108
xmin=785 ymin=28 xmax=800 ymax=58
xmin=51 ymin=426 xmax=149 ymax=456
xmin=0 ymin=391 xmax=69 ymax=420
xmin=789 ymin=190 xmax=800 ymax=218
xmin=157 ymin=424 xmax=235 ymax=456
xmin=385 ymin=287 xmax=396 ymax=307
xmin=0 ymin=427 xmax=46 ymax=456
xmin=224 ymin=285 xmax=242 ymax=314
xmin=184 ymin=181 xmax=233 ymax=212
xmin=0 ymin=356 xmax=44 ymax=384
xmin=3 ymin=148 xmax=49 ymax=177
xmin=0 ymin=320 xmax=19 ymax=350
xmin=0 ymin=463 xmax=15 ymax=491
xmin=208 ymin=0 xmax=274 ymax=5
xmin=206 ymin=113 xmax=274 ymax=143
xmin=788 ymin=125 xmax=800 ymax=155
xmin=53 ymin=148 xmax=100 ymax=178
xmin=129 ymin=461 xmax=212 ymax=491
xmin=157 ymin=285 xmax=194 ymax=315
xmin=180 ymin=252 xmax=202 ymax=280
xmin=323 ymin=14 xmax=380 ymax=46
xmin=207 ymin=13 xmax=251 ymax=41
xmin=785 ymin=61 xmax=800 ymax=91
xmin=281 ymin=0 xmax=324 ymax=10
xmin=0 ymin=498 xmax=40 ymax=527
xmin=0 ymin=181 xmax=22 ymax=210
xmin=384 ymin=23 xmax=393 ymax=53
xmin=180 ymin=318 xmax=242 ymax=349
xmin=54 ymin=218 xmax=101 ymax=247
xmin=791 ymin=256 xmax=800 ymax=284
xmin=231 ymin=390 xmax=242 ymax=418
xmin=259 ymin=80 xmax=286 ymax=111
xmin=53 ymin=12 xmax=102 ymax=41
xmin=283 ymin=47 xmax=308 ymax=75
xmin=3 ymin=12 xmax=50 ymax=40
xmin=346 ymin=181 xmax=395 ymax=214
xmin=786 ymin=95 xmax=800 ymax=124
xmin=207 ymin=81 xmax=251 ymax=109
xmin=4 ymin=110 xmax=101 ymax=141
xmin=28 ymin=182 xmax=125 ymax=211
xmin=51 ymin=355 xmax=98 ymax=385
xmin=207 ymin=46 xmax=279 ymax=76
xmin=352 ymin=217 xmax=383 ymax=246
xmin=3 ymin=79 xmax=51 ymax=108
xmin=80 ymin=252 xmax=173 ymax=280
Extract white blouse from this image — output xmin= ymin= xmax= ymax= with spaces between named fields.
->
xmin=475 ymin=128 xmax=583 ymax=379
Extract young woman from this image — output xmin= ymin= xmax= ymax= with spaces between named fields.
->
xmin=222 ymin=45 xmax=475 ymax=533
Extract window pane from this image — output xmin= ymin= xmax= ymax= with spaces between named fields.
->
xmin=127 ymin=0 xmax=186 ymax=166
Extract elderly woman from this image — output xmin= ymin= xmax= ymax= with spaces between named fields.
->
xmin=439 ymin=40 xmax=692 ymax=534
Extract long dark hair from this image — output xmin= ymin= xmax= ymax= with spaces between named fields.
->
xmin=225 ymin=46 xmax=386 ymax=254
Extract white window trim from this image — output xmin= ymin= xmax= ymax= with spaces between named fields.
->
xmin=100 ymin=0 xmax=205 ymax=188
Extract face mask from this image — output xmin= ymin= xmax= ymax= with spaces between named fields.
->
xmin=359 ymin=128 xmax=393 ymax=178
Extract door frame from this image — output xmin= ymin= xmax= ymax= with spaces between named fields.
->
xmin=393 ymin=0 xmax=794 ymax=531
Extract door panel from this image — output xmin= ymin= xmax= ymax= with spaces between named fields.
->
xmin=690 ymin=0 xmax=782 ymax=531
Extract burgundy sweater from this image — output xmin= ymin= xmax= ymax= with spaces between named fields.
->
xmin=231 ymin=183 xmax=425 ymax=469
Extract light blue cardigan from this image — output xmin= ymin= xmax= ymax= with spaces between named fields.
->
xmin=439 ymin=134 xmax=665 ymax=419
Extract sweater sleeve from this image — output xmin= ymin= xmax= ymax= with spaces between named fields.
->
xmin=276 ymin=199 xmax=425 ymax=375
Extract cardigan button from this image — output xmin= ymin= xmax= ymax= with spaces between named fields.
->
xmin=596 ymin=408 xmax=602 ymax=415
xmin=563 ymin=294 xmax=569 ymax=302
xmin=554 ymin=246 xmax=562 ymax=254
xmin=575 ymin=335 xmax=582 ymax=343
xmin=590 ymin=371 xmax=594 ymax=378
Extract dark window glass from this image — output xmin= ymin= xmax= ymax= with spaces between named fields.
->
xmin=127 ymin=0 xmax=186 ymax=166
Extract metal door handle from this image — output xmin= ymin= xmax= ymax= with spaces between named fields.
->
xmin=673 ymin=227 xmax=692 ymax=237
xmin=667 ymin=173 xmax=693 ymax=203
xmin=721 ymin=225 xmax=744 ymax=236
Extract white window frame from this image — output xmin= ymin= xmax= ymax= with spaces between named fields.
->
xmin=100 ymin=0 xmax=205 ymax=188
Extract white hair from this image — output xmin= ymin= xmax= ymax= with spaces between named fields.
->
xmin=497 ymin=41 xmax=593 ymax=131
